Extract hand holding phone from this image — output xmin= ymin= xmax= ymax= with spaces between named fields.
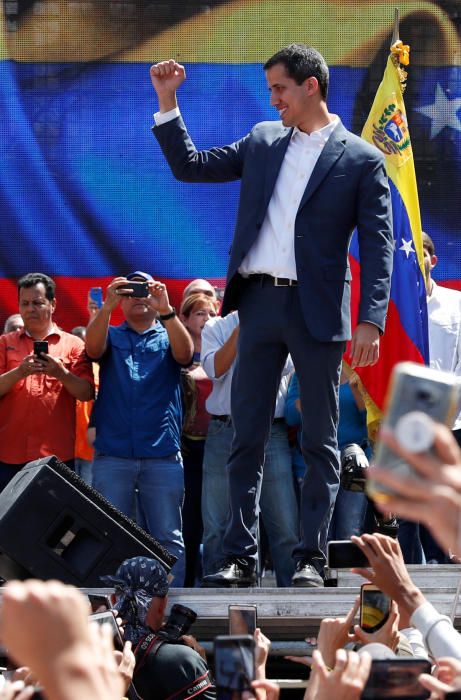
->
xmin=360 ymin=583 xmax=391 ymax=633
xmin=214 ymin=635 xmax=255 ymax=699
xmin=368 ymin=362 xmax=459 ymax=503
xmin=89 ymin=287 xmax=103 ymax=309
xmin=362 ymin=658 xmax=431 ymax=699
xmin=115 ymin=281 xmax=149 ymax=298
xmin=228 ymin=605 xmax=257 ymax=636
xmin=33 ymin=340 xmax=48 ymax=357
xmin=327 ymin=540 xmax=369 ymax=569
xmin=89 ymin=610 xmax=124 ymax=650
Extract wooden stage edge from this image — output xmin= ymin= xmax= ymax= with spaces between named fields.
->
xmin=81 ymin=565 xmax=461 ymax=641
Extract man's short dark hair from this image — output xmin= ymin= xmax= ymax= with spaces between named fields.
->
xmin=422 ymin=231 xmax=435 ymax=257
xmin=18 ymin=273 xmax=56 ymax=301
xmin=263 ymin=44 xmax=329 ymax=100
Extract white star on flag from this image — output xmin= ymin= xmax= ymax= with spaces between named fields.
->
xmin=399 ymin=238 xmax=415 ymax=258
xmin=416 ymin=84 xmax=461 ymax=139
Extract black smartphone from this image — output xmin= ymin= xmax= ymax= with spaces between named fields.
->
xmin=360 ymin=583 xmax=391 ymax=632
xmin=90 ymin=610 xmax=124 ymax=650
xmin=33 ymin=340 xmax=48 ymax=357
xmin=214 ymin=635 xmax=255 ymax=699
xmin=89 ymin=286 xmax=103 ymax=308
xmin=228 ymin=605 xmax=257 ymax=636
xmin=327 ymin=540 xmax=369 ymax=568
xmin=116 ymin=281 xmax=149 ymax=297
xmin=87 ymin=593 xmax=114 ymax=613
xmin=362 ymin=658 xmax=431 ymax=699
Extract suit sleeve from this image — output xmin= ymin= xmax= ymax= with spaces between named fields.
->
xmin=355 ymin=151 xmax=394 ymax=333
xmin=152 ymin=115 xmax=249 ymax=183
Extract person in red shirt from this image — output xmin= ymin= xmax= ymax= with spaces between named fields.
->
xmin=0 ymin=273 xmax=94 ymax=490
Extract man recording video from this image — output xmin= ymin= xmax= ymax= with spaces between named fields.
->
xmin=86 ymin=272 xmax=194 ymax=585
xmin=0 ymin=272 xmax=94 ymax=491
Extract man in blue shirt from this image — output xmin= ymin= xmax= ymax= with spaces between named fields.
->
xmin=86 ymin=272 xmax=194 ymax=585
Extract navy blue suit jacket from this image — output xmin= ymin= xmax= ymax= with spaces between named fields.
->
xmin=153 ymin=116 xmax=393 ymax=342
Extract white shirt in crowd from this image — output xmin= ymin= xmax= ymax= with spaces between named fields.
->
xmin=411 ymin=600 xmax=461 ymax=660
xmin=201 ymin=311 xmax=292 ymax=417
xmin=428 ymin=280 xmax=461 ymax=429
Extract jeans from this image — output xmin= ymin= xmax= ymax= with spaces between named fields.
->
xmin=398 ymin=520 xmax=425 ymax=564
xmin=92 ymin=452 xmax=185 ymax=585
xmin=74 ymin=457 xmax=93 ymax=486
xmin=328 ymin=486 xmax=368 ymax=540
xmin=202 ymin=419 xmax=299 ymax=586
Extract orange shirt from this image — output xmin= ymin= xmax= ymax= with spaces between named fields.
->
xmin=75 ymin=363 xmax=99 ymax=461
xmin=0 ymin=327 xmax=94 ymax=464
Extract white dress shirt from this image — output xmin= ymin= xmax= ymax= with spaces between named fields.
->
xmin=154 ymin=107 xmax=180 ymax=125
xmin=239 ymin=118 xmax=339 ymax=280
xmin=153 ymin=108 xmax=339 ymax=281
xmin=201 ymin=312 xmax=292 ymax=417
xmin=428 ymin=280 xmax=461 ymax=429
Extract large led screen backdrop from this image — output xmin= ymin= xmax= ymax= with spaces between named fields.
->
xmin=1 ymin=0 xmax=460 ymax=329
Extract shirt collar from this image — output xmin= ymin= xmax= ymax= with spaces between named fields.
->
xmin=21 ymin=323 xmax=62 ymax=339
xmin=427 ymin=279 xmax=438 ymax=300
xmin=121 ymin=320 xmax=159 ymax=334
xmin=291 ymin=115 xmax=340 ymax=143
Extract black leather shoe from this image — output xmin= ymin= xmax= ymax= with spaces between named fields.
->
xmin=201 ymin=558 xmax=256 ymax=587
xmin=291 ymin=560 xmax=324 ymax=588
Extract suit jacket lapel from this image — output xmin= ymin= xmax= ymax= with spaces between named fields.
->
xmin=298 ymin=122 xmax=348 ymax=211
xmin=263 ymin=127 xmax=293 ymax=207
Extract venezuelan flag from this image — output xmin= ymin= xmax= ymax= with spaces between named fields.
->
xmin=0 ymin=0 xmax=459 ymax=330
xmin=345 ymin=41 xmax=429 ymax=434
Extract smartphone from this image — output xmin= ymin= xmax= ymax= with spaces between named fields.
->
xmin=367 ymin=362 xmax=459 ymax=503
xmin=116 ymin=281 xmax=149 ymax=297
xmin=33 ymin=340 xmax=48 ymax=356
xmin=90 ymin=610 xmax=124 ymax=650
xmin=360 ymin=583 xmax=391 ymax=633
xmin=214 ymin=635 xmax=255 ymax=698
xmin=228 ymin=605 xmax=257 ymax=635
xmin=362 ymin=658 xmax=431 ymax=699
xmin=327 ymin=540 xmax=369 ymax=569
xmin=87 ymin=593 xmax=114 ymax=613
xmin=89 ymin=286 xmax=103 ymax=308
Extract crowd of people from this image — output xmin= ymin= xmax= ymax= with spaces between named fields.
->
xmin=1 ymin=224 xmax=459 ymax=589
xmin=4 ymin=515 xmax=461 ymax=699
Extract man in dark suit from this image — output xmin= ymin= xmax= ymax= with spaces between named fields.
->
xmin=150 ymin=44 xmax=393 ymax=587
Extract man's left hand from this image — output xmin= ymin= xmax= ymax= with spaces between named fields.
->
xmin=38 ymin=354 xmax=67 ymax=380
xmin=147 ymin=280 xmax=172 ymax=316
xmin=350 ymin=322 xmax=380 ymax=368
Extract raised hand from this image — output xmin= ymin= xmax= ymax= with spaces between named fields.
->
xmin=150 ymin=60 xmax=186 ymax=110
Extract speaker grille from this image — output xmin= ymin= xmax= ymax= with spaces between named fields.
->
xmin=41 ymin=456 xmax=176 ymax=570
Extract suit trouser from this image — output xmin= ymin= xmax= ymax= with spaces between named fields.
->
xmin=223 ymin=280 xmax=344 ymax=571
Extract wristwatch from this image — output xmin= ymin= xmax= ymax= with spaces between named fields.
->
xmin=159 ymin=307 xmax=176 ymax=321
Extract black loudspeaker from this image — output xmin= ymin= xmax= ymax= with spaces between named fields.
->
xmin=0 ymin=455 xmax=176 ymax=585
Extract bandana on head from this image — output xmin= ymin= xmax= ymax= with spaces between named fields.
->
xmin=101 ymin=556 xmax=169 ymax=644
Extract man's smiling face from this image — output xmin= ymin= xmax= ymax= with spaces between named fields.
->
xmin=266 ymin=62 xmax=312 ymax=131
